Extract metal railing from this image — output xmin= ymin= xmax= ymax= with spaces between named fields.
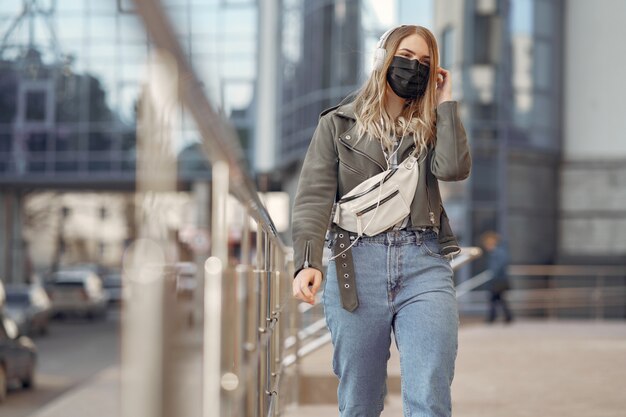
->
xmin=457 ymin=265 xmax=626 ymax=319
xmin=121 ymin=2 xmax=298 ymax=417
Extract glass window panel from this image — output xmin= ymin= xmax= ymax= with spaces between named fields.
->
xmin=0 ymin=2 xmax=22 ymax=15
xmin=441 ymin=26 xmax=454 ymax=68
xmin=535 ymin=1 xmax=554 ymax=37
xmin=119 ymin=14 xmax=146 ymax=42
xmin=163 ymin=0 xmax=193 ymax=7
xmin=26 ymin=90 xmax=47 ymax=121
xmin=88 ymin=0 xmax=117 ymax=14
xmin=191 ymin=0 xmax=220 ymax=5
xmin=473 ymin=14 xmax=492 ymax=64
xmin=532 ymin=93 xmax=553 ymax=131
xmin=529 ymin=129 xmax=556 ymax=150
xmin=225 ymin=0 xmax=255 ymax=5
xmin=89 ymin=43 xmax=118 ymax=61
xmin=221 ymin=80 xmax=253 ymax=116
xmin=219 ymin=8 xmax=256 ymax=35
xmin=510 ymin=0 xmax=533 ymax=35
xmin=89 ymin=15 xmax=117 ymax=39
xmin=191 ymin=9 xmax=217 ymax=35
xmin=533 ymin=41 xmax=551 ymax=90
xmin=57 ymin=0 xmax=87 ymax=14
xmin=219 ymin=59 xmax=255 ymax=79
xmin=513 ymin=90 xmax=532 ymax=129
xmin=121 ymin=43 xmax=148 ymax=63
xmin=57 ymin=15 xmax=86 ymax=42
xmin=120 ymin=62 xmax=143 ymax=84
xmin=117 ymin=0 xmax=140 ymax=13
xmin=192 ymin=40 xmax=217 ymax=56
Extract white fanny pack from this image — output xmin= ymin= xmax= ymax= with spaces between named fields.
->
xmin=332 ymin=148 xmax=421 ymax=237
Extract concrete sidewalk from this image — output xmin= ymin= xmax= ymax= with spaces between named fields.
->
xmin=29 ymin=320 xmax=626 ymax=417
xmin=289 ymin=319 xmax=626 ymax=417
xmin=27 ymin=367 xmax=120 ymax=417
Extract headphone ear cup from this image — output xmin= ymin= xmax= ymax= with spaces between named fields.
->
xmin=372 ymin=47 xmax=386 ymax=72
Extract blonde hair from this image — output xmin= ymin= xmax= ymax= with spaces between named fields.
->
xmin=352 ymin=25 xmax=440 ymax=157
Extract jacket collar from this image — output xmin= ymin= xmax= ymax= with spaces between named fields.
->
xmin=334 ymin=101 xmax=417 ymax=171
xmin=335 ymin=100 xmax=357 ymax=120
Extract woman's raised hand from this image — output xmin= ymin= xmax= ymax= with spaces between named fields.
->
xmin=293 ymin=267 xmax=322 ymax=305
xmin=436 ymin=67 xmax=452 ymax=106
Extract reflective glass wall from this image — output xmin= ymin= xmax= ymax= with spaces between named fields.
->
xmin=0 ymin=0 xmax=256 ymax=185
xmin=279 ymin=0 xmax=386 ymax=166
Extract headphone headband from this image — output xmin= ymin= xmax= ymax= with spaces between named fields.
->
xmin=372 ymin=24 xmax=408 ymax=72
xmin=376 ymin=24 xmax=408 ymax=49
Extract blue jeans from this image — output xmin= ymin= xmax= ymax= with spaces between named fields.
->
xmin=322 ymin=229 xmax=459 ymax=417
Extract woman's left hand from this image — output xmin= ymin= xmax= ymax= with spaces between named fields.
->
xmin=436 ymin=67 xmax=452 ymax=106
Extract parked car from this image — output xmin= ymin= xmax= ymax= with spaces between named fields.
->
xmin=4 ymin=285 xmax=51 ymax=336
xmin=174 ymin=262 xmax=197 ymax=300
xmin=0 ymin=315 xmax=37 ymax=403
xmin=47 ymin=270 xmax=108 ymax=320
xmin=102 ymin=273 xmax=124 ymax=307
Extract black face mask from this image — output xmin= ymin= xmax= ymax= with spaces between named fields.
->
xmin=386 ymin=55 xmax=430 ymax=99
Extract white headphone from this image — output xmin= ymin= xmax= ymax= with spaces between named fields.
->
xmin=372 ymin=24 xmax=408 ymax=72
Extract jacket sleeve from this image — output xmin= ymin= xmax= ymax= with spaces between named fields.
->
xmin=430 ymin=100 xmax=472 ymax=181
xmin=291 ymin=114 xmax=338 ymax=279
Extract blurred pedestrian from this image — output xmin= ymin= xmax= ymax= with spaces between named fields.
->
xmin=291 ymin=24 xmax=471 ymax=417
xmin=480 ymin=231 xmax=514 ymax=324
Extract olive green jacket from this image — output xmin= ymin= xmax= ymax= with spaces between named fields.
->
xmin=291 ymin=100 xmax=471 ymax=279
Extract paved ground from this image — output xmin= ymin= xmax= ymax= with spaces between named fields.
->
xmin=451 ymin=319 xmax=626 ymax=417
xmin=287 ymin=319 xmax=626 ymax=417
xmin=17 ymin=319 xmax=626 ymax=417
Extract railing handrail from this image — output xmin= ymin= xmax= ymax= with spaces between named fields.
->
xmin=509 ymin=264 xmax=626 ymax=277
xmin=131 ymin=0 xmax=285 ymax=252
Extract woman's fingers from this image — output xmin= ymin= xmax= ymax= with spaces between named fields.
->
xmin=299 ymin=279 xmax=314 ymax=300
xmin=292 ymin=270 xmax=318 ymax=304
xmin=436 ymin=67 xmax=448 ymax=87
xmin=310 ymin=270 xmax=322 ymax=295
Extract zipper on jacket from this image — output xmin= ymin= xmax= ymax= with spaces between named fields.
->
xmin=425 ymin=173 xmax=435 ymax=224
xmin=340 ymin=131 xmax=386 ymax=172
xmin=355 ymin=189 xmax=399 ymax=216
xmin=339 ymin=160 xmax=366 ymax=178
xmin=303 ymin=240 xmax=312 ymax=268
xmin=350 ymin=146 xmax=385 ymax=172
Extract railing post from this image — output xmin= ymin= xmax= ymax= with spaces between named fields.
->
xmin=204 ymin=256 xmax=223 ymax=417
xmin=257 ymin=225 xmax=268 ymax=416
xmin=203 ymin=160 xmax=229 ymax=417
xmin=244 ymin=220 xmax=259 ymax=417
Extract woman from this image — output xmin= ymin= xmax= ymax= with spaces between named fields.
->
xmin=291 ymin=24 xmax=471 ymax=417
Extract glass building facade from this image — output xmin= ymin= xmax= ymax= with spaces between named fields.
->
xmin=435 ymin=0 xmax=564 ymax=264
xmin=0 ymin=0 xmax=257 ymax=186
xmin=279 ymin=0 xmax=389 ymax=167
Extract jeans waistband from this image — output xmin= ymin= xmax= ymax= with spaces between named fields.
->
xmin=345 ymin=228 xmax=437 ymax=245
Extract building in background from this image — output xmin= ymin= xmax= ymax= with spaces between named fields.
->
xmin=0 ymin=0 xmax=259 ymax=281
xmin=432 ymin=0 xmax=625 ymax=266
xmin=433 ymin=0 xmax=563 ymax=266
xmin=278 ymin=0 xmax=396 ymax=243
